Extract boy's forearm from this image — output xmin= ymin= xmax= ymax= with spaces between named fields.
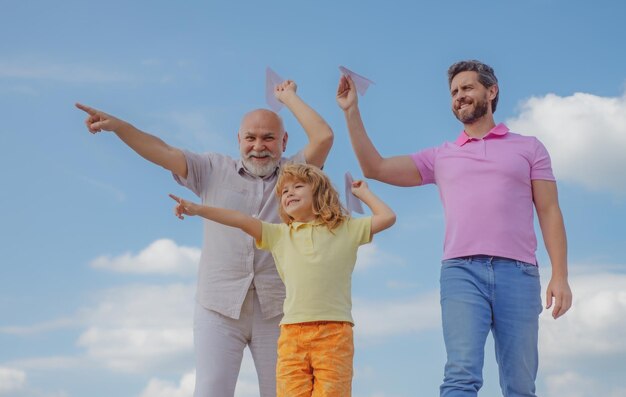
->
xmin=197 ymin=206 xmax=243 ymax=227
xmin=357 ymin=189 xmax=396 ymax=234
xmin=196 ymin=206 xmax=262 ymax=240
xmin=359 ymin=190 xmax=393 ymax=216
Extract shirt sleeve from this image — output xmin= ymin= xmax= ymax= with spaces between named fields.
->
xmin=256 ymin=221 xmax=284 ymax=251
xmin=410 ymin=147 xmax=437 ymax=185
xmin=172 ymin=150 xmax=213 ymax=197
xmin=530 ymin=138 xmax=556 ymax=181
xmin=284 ymin=149 xmax=307 ymax=166
xmin=348 ymin=216 xmax=373 ymax=246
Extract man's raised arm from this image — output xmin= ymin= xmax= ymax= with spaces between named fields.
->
xmin=274 ymin=81 xmax=334 ymax=168
xmin=336 ymin=75 xmax=422 ymax=187
xmin=75 ymin=103 xmax=188 ymax=178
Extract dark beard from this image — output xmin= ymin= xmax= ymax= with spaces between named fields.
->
xmin=453 ymin=99 xmax=489 ymax=124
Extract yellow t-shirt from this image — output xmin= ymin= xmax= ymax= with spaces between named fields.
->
xmin=256 ymin=217 xmax=372 ymax=325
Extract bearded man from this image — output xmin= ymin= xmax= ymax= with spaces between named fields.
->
xmin=336 ymin=60 xmax=572 ymax=397
xmin=77 ymin=79 xmax=333 ymax=397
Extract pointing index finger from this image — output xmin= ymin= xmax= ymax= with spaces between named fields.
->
xmin=75 ymin=102 xmax=96 ymax=115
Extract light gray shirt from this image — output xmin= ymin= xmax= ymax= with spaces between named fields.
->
xmin=174 ymin=149 xmax=306 ymax=319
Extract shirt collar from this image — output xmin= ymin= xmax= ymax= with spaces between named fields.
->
xmin=288 ymin=220 xmax=323 ymax=230
xmin=454 ymin=123 xmax=509 ymax=146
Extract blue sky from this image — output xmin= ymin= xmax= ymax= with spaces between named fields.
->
xmin=1 ymin=1 xmax=626 ymax=396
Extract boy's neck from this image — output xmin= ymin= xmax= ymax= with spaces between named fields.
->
xmin=292 ymin=214 xmax=317 ymax=223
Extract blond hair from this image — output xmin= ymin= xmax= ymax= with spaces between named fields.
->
xmin=276 ymin=163 xmax=348 ymax=230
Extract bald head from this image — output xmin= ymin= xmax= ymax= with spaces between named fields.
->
xmin=237 ymin=108 xmax=288 ymax=177
xmin=239 ymin=109 xmax=285 ymax=137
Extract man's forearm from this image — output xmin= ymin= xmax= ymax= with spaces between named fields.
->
xmin=282 ymin=94 xmax=333 ymax=168
xmin=282 ymin=95 xmax=333 ymax=143
xmin=343 ymin=106 xmax=384 ymax=179
xmin=114 ymin=123 xmax=186 ymax=175
xmin=539 ymin=207 xmax=568 ymax=277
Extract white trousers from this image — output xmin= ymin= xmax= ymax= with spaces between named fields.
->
xmin=193 ymin=288 xmax=281 ymax=397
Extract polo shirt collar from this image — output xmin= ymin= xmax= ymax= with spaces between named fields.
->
xmin=289 ymin=220 xmax=323 ymax=230
xmin=454 ymin=123 xmax=509 ymax=146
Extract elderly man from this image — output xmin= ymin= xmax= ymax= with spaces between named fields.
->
xmin=76 ymin=79 xmax=333 ymax=397
xmin=337 ymin=60 xmax=572 ymax=396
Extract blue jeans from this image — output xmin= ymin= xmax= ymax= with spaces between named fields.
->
xmin=439 ymin=256 xmax=542 ymax=397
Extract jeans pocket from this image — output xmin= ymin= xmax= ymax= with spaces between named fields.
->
xmin=441 ymin=257 xmax=468 ymax=268
xmin=517 ymin=261 xmax=540 ymax=277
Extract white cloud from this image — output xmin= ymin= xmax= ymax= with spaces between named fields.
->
xmin=507 ymin=92 xmax=626 ymax=194
xmin=155 ymin=109 xmax=230 ymax=153
xmin=90 ymin=239 xmax=199 ymax=276
xmin=138 ymin=351 xmax=260 ymax=397
xmin=0 ymin=318 xmax=77 ymax=336
xmin=356 ymin=243 xmax=406 ymax=272
xmin=539 ymin=272 xmax=626 ymax=362
xmin=5 ymin=356 xmax=82 ymax=371
xmin=80 ymin=176 xmax=126 ymax=202
xmin=544 ymin=371 xmax=626 ymax=397
xmin=233 ymin=350 xmax=261 ymax=397
xmin=234 ymin=380 xmax=261 ymax=397
xmin=139 ymin=371 xmax=195 ymax=397
xmin=544 ymin=371 xmax=595 ymax=397
xmin=0 ymin=85 xmax=39 ymax=96
xmin=353 ymin=291 xmax=440 ymax=337
xmin=77 ymin=283 xmax=195 ymax=372
xmin=0 ymin=367 xmax=26 ymax=394
xmin=0 ymin=60 xmax=133 ymax=83
xmin=537 ymin=269 xmax=626 ymax=396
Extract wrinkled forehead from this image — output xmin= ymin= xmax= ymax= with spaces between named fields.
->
xmin=238 ymin=109 xmax=284 ymax=137
xmin=450 ymin=71 xmax=481 ymax=89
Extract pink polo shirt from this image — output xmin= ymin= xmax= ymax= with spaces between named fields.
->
xmin=410 ymin=123 xmax=555 ymax=265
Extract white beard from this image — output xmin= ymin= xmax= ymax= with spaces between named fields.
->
xmin=242 ymin=152 xmax=280 ymax=177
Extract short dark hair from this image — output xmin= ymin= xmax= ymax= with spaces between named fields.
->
xmin=447 ymin=60 xmax=499 ymax=113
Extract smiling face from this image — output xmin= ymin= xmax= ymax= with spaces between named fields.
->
xmin=238 ymin=109 xmax=288 ymax=177
xmin=280 ymin=177 xmax=315 ymax=223
xmin=450 ymin=71 xmax=497 ymax=125
xmin=276 ymin=164 xmax=347 ymax=229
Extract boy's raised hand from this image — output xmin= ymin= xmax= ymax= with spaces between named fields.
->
xmin=75 ymin=103 xmax=125 ymax=134
xmin=350 ymin=179 xmax=370 ymax=198
xmin=336 ymin=75 xmax=358 ymax=111
xmin=169 ymin=194 xmax=201 ymax=219
xmin=274 ymin=80 xmax=297 ymax=103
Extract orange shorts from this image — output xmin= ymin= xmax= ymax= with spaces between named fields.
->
xmin=276 ymin=321 xmax=354 ymax=397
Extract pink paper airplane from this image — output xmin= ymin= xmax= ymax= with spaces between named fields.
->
xmin=344 ymin=171 xmax=365 ymax=214
xmin=266 ymin=67 xmax=285 ymax=112
xmin=339 ymin=65 xmax=375 ymax=96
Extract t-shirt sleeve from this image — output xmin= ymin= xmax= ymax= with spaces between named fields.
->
xmin=530 ymin=138 xmax=556 ymax=181
xmin=349 ymin=216 xmax=373 ymax=246
xmin=256 ymin=221 xmax=284 ymax=251
xmin=410 ymin=147 xmax=437 ymax=185
xmin=172 ymin=150 xmax=213 ymax=197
